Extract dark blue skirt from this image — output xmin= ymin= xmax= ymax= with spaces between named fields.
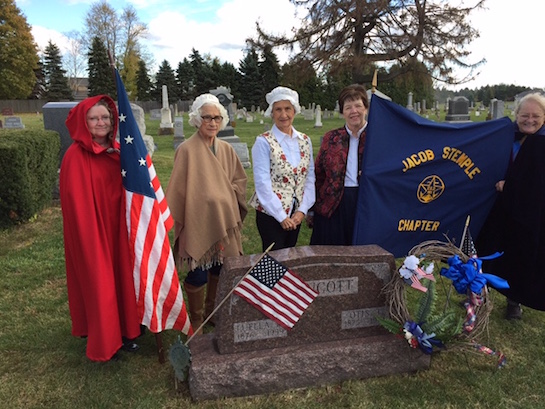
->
xmin=310 ymin=187 xmax=359 ymax=245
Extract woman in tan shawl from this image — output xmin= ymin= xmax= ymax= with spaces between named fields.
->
xmin=166 ymin=94 xmax=247 ymax=333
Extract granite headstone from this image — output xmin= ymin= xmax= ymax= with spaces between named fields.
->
xmin=43 ymin=101 xmax=79 ymax=163
xmin=188 ymin=245 xmax=431 ymax=401
xmin=445 ymin=96 xmax=470 ymax=122
xmin=3 ymin=116 xmax=24 ymax=129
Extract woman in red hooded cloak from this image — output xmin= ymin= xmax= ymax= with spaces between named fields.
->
xmin=60 ymin=95 xmax=141 ymax=361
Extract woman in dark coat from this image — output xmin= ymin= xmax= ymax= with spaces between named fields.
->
xmin=477 ymin=92 xmax=545 ymax=319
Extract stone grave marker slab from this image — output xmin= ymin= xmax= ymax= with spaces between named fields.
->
xmin=188 ymin=245 xmax=431 ymax=401
xmin=43 ymin=101 xmax=79 ymax=162
xmin=4 ymin=116 xmax=24 ymax=129
xmin=230 ymin=142 xmax=250 ymax=168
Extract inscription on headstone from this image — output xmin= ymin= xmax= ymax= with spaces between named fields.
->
xmin=233 ymin=320 xmax=287 ymax=343
xmin=341 ymin=306 xmax=388 ymax=329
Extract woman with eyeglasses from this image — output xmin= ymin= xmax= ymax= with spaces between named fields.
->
xmin=477 ymin=92 xmax=545 ymax=320
xmin=250 ymin=86 xmax=315 ymax=251
xmin=166 ymin=94 xmax=247 ymax=334
xmin=60 ymin=95 xmax=142 ymax=361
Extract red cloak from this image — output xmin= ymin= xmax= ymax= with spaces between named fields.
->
xmin=60 ymin=95 xmax=140 ymax=361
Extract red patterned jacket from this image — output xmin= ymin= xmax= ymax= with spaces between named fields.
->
xmin=313 ymin=126 xmax=366 ymax=218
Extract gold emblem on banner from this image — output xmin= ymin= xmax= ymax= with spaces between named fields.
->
xmin=417 ymin=175 xmax=445 ymax=203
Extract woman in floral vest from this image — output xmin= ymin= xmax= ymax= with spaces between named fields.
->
xmin=250 ymin=86 xmax=315 ymax=251
xmin=309 ymin=84 xmax=369 ymax=245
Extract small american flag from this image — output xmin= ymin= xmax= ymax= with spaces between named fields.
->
xmin=234 ymin=254 xmax=318 ymax=330
xmin=115 ymin=69 xmax=192 ymax=335
xmin=462 ymin=228 xmax=478 ymax=258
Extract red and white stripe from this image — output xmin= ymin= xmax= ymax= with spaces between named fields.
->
xmin=235 ymin=269 xmax=318 ymax=330
xmin=125 ymin=157 xmax=192 ymax=335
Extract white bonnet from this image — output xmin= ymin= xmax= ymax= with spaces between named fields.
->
xmin=190 ymin=93 xmax=220 ymax=113
xmin=188 ymin=93 xmax=229 ymax=129
xmin=264 ymin=86 xmax=301 ymax=117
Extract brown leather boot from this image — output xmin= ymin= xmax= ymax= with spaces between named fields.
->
xmin=205 ymin=273 xmax=220 ymax=326
xmin=183 ymin=282 xmax=205 ymax=335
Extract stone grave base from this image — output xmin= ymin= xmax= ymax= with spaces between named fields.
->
xmin=158 ymin=127 xmax=174 ymax=135
xmin=188 ymin=333 xmax=430 ymax=401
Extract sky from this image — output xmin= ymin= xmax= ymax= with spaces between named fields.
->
xmin=14 ymin=0 xmax=545 ymax=91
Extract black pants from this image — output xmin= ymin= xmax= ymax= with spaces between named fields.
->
xmin=256 ymin=211 xmax=300 ymax=251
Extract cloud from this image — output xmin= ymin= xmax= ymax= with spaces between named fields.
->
xmin=144 ymin=0 xmax=300 ymax=70
xmin=31 ymin=25 xmax=71 ymax=54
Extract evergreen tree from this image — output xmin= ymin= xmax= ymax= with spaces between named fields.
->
xmin=218 ymin=62 xmax=241 ymax=103
xmin=135 ymin=59 xmax=152 ymax=101
xmin=280 ymin=59 xmax=320 ymax=110
xmin=238 ymin=47 xmax=263 ymax=109
xmin=29 ymin=60 xmax=46 ymax=100
xmin=0 ymin=0 xmax=39 ymax=99
xmin=43 ymin=41 xmax=73 ymax=101
xmin=189 ymin=49 xmax=215 ymax=97
xmin=259 ymin=45 xmax=281 ymax=100
xmin=153 ymin=60 xmax=177 ymax=104
xmin=176 ymin=58 xmax=194 ymax=101
xmin=87 ymin=36 xmax=116 ymax=98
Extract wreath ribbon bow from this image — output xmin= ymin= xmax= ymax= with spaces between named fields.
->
xmin=440 ymin=254 xmax=508 ymax=295
xmin=403 ymin=321 xmax=444 ymax=354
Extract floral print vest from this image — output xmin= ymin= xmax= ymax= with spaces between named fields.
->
xmin=250 ymin=131 xmax=311 ymax=217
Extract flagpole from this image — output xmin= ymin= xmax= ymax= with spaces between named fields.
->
xmin=459 ymin=215 xmax=471 ymax=250
xmin=371 ymin=69 xmax=378 ymax=94
xmin=184 ymin=242 xmax=275 ymax=346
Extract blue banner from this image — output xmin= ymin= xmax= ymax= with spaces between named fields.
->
xmin=353 ymin=95 xmax=514 ymax=257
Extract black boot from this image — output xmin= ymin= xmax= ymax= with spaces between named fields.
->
xmin=505 ymin=299 xmax=522 ymax=320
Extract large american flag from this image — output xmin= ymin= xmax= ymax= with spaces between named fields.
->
xmin=115 ymin=69 xmax=192 ymax=335
xmin=234 ymin=254 xmax=318 ymax=330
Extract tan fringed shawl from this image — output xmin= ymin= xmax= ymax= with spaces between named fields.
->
xmin=166 ymin=133 xmax=248 ymax=271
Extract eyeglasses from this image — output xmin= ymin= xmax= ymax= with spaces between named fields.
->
xmin=87 ymin=115 xmax=112 ymax=124
xmin=518 ymin=114 xmax=544 ymax=120
xmin=201 ymin=115 xmax=223 ymax=124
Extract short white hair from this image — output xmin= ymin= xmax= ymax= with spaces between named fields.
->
xmin=188 ymin=93 xmax=229 ymax=129
xmin=264 ymin=86 xmax=301 ymax=117
xmin=515 ymin=92 xmax=545 ymax=115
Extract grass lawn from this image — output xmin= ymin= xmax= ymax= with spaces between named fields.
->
xmin=2 ymin=107 xmax=542 ymax=409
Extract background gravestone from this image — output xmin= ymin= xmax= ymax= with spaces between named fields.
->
xmin=173 ymin=117 xmax=185 ymax=150
xmin=210 ymin=86 xmax=238 ymax=141
xmin=445 ymin=96 xmax=471 ymax=122
xmin=490 ymin=98 xmax=505 ymax=120
xmin=3 ymin=116 xmax=24 ymax=129
xmin=43 ymin=101 xmax=79 ymax=163
xmin=230 ymin=142 xmax=250 ymax=169
xmin=188 ymin=245 xmax=430 ymax=401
